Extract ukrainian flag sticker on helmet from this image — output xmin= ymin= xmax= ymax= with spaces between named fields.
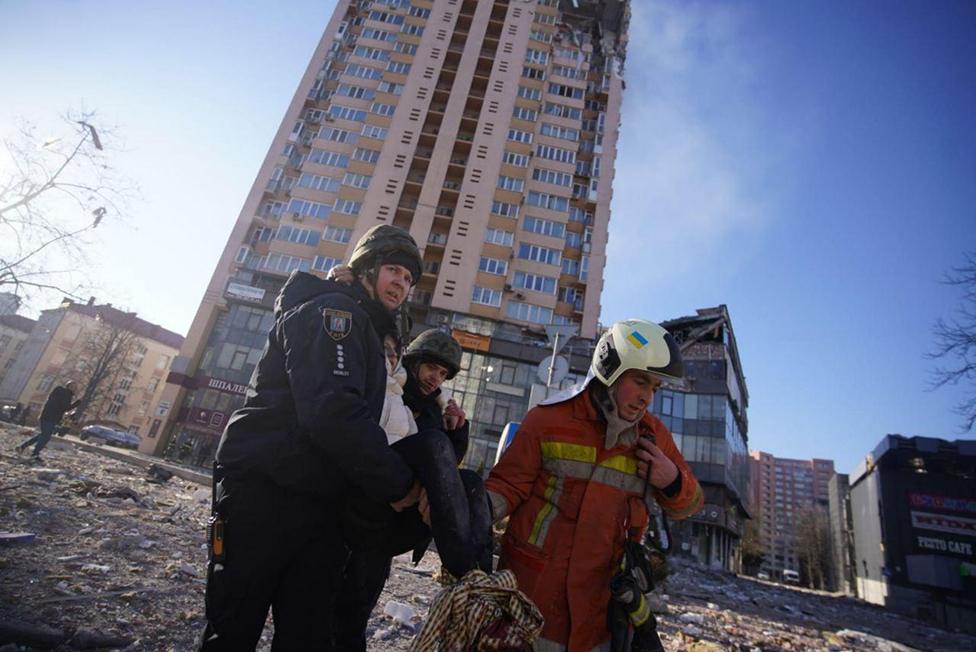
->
xmin=626 ymin=330 xmax=648 ymax=349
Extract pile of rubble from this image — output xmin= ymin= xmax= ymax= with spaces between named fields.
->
xmin=2 ymin=423 xmax=974 ymax=651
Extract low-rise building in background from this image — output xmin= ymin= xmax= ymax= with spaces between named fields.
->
xmin=850 ymin=434 xmax=976 ymax=632
xmin=0 ymin=298 xmax=183 ymax=442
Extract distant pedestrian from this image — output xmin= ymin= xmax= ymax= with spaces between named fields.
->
xmin=16 ymin=381 xmax=80 ymax=459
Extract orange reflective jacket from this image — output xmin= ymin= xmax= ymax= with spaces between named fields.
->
xmin=486 ymin=389 xmax=703 ymax=652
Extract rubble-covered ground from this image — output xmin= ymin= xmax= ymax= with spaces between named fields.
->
xmin=2 ymin=423 xmax=975 ymax=651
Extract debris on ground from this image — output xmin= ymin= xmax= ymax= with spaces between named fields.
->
xmin=2 ymin=423 xmax=975 ymax=651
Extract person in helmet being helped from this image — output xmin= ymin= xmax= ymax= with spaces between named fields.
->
xmin=328 ymin=264 xmax=493 ymax=650
xmin=199 ymin=225 xmax=426 ymax=650
xmin=486 ymin=319 xmax=704 ymax=652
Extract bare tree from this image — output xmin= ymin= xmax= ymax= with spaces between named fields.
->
xmin=740 ymin=514 xmax=766 ymax=576
xmin=795 ymin=506 xmax=833 ymax=590
xmin=930 ymin=252 xmax=976 ymax=432
xmin=62 ymin=313 xmax=141 ymax=426
xmin=0 ymin=111 xmax=134 ymax=304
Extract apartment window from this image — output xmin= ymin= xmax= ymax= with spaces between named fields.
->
xmin=565 ymin=231 xmax=582 ymax=248
xmin=307 ymin=149 xmax=350 ymax=168
xmin=552 ymin=64 xmax=586 ymax=80
xmin=319 ymin=127 xmax=357 ymax=144
xmin=298 ymin=173 xmax=341 ymax=193
xmin=479 ymin=256 xmax=508 ymax=275
xmin=343 ymin=172 xmax=372 ymax=189
xmin=502 ymin=151 xmax=530 ymax=167
xmin=386 ymin=61 xmax=411 ymax=75
xmin=377 ymin=81 xmax=404 ymax=95
xmin=334 ymin=200 xmax=361 ymax=216
xmin=507 ymin=129 xmax=533 ymax=144
xmin=518 ymin=243 xmax=561 ymax=265
xmin=559 ymin=286 xmax=583 ymax=304
xmin=569 ymin=207 xmax=592 ymax=223
xmin=156 ymin=354 xmax=170 ymax=370
xmin=535 ymin=144 xmax=576 ymax=164
xmin=335 ymin=83 xmax=375 ymax=100
xmin=368 ymin=10 xmax=404 ymax=25
xmin=534 ymin=12 xmax=558 ymax=26
xmin=147 ymin=378 xmax=160 ymax=393
xmin=525 ymin=48 xmax=549 ymax=65
xmin=513 ymin=271 xmax=556 ymax=294
xmin=312 ymin=255 xmax=342 ymax=272
xmin=353 ymin=46 xmax=391 ymax=62
xmin=548 ymin=82 xmax=584 ymax=100
xmin=353 ymin=147 xmax=381 ymax=164
xmin=529 ymin=28 xmax=554 ymax=43
xmin=472 ymin=286 xmax=502 ymax=307
xmin=561 ymin=257 xmax=580 ymax=275
xmin=328 ymin=105 xmax=367 ymax=122
xmin=526 ymin=191 xmax=569 ymax=213
xmin=491 ymin=201 xmax=519 ymax=219
xmin=408 ymin=6 xmax=431 ymax=18
xmin=540 ymin=122 xmax=579 ymax=142
xmin=512 ymin=106 xmax=538 ymax=122
xmin=322 ymin=226 xmax=353 ymax=244
xmin=362 ymin=27 xmax=398 ymax=42
xmin=543 ymin=102 xmax=582 ymax=120
xmin=523 ymin=215 xmax=565 ymax=238
xmin=507 ymin=300 xmax=553 ymax=324
xmin=521 ymin=66 xmax=546 ymax=81
xmin=276 ymin=225 xmax=321 ymax=246
xmin=371 ymin=102 xmax=396 ymax=116
xmin=401 ymin=23 xmax=424 ymax=36
xmin=344 ymin=63 xmax=384 ymax=80
xmin=485 ymin=228 xmax=514 ymax=246
xmin=531 ymin=167 xmax=572 ymax=187
xmin=37 ymin=374 xmax=55 ymax=393
xmin=361 ymin=124 xmax=388 ymax=140
xmin=497 ymin=175 xmax=525 ymax=192
xmin=517 ymin=85 xmax=543 ymax=101
xmin=394 ymin=41 xmax=418 ymax=55
xmin=287 ymin=198 xmax=332 ymax=220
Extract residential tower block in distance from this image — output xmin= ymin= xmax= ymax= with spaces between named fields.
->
xmin=749 ymin=450 xmax=835 ymax=583
xmin=147 ymin=0 xmax=632 ymax=470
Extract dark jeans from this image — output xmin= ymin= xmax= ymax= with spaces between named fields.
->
xmin=19 ymin=419 xmax=57 ymax=457
xmin=199 ymin=476 xmax=347 ymax=651
xmin=334 ymin=429 xmax=493 ymax=651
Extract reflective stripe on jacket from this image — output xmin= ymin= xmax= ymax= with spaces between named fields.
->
xmin=485 ymin=389 xmax=703 ymax=652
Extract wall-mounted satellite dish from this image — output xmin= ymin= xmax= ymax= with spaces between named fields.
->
xmin=537 ymin=355 xmax=569 ymax=385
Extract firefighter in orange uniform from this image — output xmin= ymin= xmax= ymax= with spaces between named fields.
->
xmin=486 ymin=319 xmax=704 ymax=652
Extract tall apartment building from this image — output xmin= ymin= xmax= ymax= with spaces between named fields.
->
xmin=827 ymin=472 xmax=856 ymax=595
xmin=0 ymin=298 xmax=182 ymax=439
xmin=147 ymin=0 xmax=631 ymax=469
xmin=749 ymin=450 xmax=835 ymax=581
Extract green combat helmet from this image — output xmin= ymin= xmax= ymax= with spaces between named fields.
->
xmin=348 ymin=224 xmax=423 ymax=286
xmin=403 ymin=329 xmax=462 ymax=379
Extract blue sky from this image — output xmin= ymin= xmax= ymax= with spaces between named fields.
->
xmin=1 ymin=1 xmax=974 ymax=474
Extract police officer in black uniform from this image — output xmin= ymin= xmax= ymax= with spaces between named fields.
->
xmin=199 ymin=225 xmax=424 ymax=650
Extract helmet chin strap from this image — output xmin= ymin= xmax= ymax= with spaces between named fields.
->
xmin=591 ymin=382 xmax=642 ymax=450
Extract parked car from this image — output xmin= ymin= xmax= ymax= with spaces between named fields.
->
xmin=79 ymin=424 xmax=141 ymax=450
xmin=783 ymin=569 xmax=801 ymax=584
xmin=756 ymin=572 xmax=770 ymax=581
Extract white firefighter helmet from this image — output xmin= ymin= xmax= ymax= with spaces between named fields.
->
xmin=591 ymin=319 xmax=684 ymax=387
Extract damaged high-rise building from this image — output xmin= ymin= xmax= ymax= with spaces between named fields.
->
xmin=144 ymin=0 xmax=633 ymax=472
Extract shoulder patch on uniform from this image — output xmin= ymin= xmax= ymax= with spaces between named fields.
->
xmin=322 ymin=308 xmax=352 ymax=341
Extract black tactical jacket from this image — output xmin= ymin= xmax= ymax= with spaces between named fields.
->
xmin=215 ymin=271 xmax=414 ymax=504
xmin=402 ymin=373 xmax=469 ymax=464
